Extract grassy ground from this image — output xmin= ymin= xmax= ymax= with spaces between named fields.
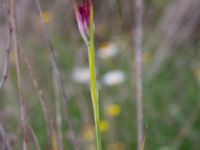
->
xmin=0 ymin=0 xmax=200 ymax=149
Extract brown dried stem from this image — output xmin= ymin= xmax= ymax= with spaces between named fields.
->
xmin=0 ymin=3 xmax=12 ymax=90
xmin=24 ymin=57 xmax=53 ymax=145
xmin=27 ymin=124 xmax=41 ymax=150
xmin=34 ymin=0 xmax=80 ymax=149
xmin=10 ymin=0 xmax=28 ymax=149
xmin=134 ymin=0 xmax=144 ymax=149
xmin=0 ymin=123 xmax=11 ymax=150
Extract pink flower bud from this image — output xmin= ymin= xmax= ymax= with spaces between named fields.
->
xmin=73 ymin=0 xmax=92 ymax=43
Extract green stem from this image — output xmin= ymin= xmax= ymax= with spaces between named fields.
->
xmin=86 ymin=5 xmax=102 ymax=150
xmin=87 ymin=43 xmax=102 ymax=150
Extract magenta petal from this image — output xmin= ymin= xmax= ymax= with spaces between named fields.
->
xmin=74 ymin=0 xmax=92 ymax=43
xmin=76 ymin=13 xmax=88 ymax=43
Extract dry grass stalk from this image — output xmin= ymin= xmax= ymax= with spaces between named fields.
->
xmin=27 ymin=124 xmax=41 ymax=150
xmin=134 ymin=0 xmax=144 ymax=149
xmin=10 ymin=0 xmax=28 ymax=149
xmin=24 ymin=57 xmax=54 ymax=147
xmin=146 ymin=0 xmax=200 ymax=78
xmin=0 ymin=2 xmax=12 ymax=90
xmin=34 ymin=0 xmax=80 ymax=149
xmin=25 ymin=57 xmax=69 ymax=150
xmin=0 ymin=123 xmax=11 ymax=150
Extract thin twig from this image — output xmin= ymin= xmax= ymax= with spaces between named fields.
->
xmin=25 ymin=57 xmax=62 ymax=150
xmin=34 ymin=0 xmax=80 ymax=149
xmin=0 ymin=123 xmax=11 ymax=150
xmin=27 ymin=124 xmax=41 ymax=150
xmin=10 ymin=0 xmax=28 ymax=149
xmin=52 ymin=69 xmax=64 ymax=150
xmin=134 ymin=0 xmax=144 ymax=149
xmin=24 ymin=57 xmax=52 ymax=143
xmin=0 ymin=3 xmax=12 ymax=90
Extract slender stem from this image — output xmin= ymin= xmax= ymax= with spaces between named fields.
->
xmin=10 ymin=0 xmax=28 ymax=149
xmin=0 ymin=123 xmax=11 ymax=150
xmin=34 ymin=0 xmax=80 ymax=149
xmin=24 ymin=58 xmax=53 ymax=144
xmin=87 ymin=5 xmax=102 ymax=150
xmin=87 ymin=39 xmax=102 ymax=150
xmin=134 ymin=0 xmax=144 ymax=148
xmin=0 ymin=3 xmax=12 ymax=90
xmin=34 ymin=1 xmax=63 ymax=149
xmin=27 ymin=124 xmax=41 ymax=150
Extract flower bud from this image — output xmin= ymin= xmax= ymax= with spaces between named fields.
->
xmin=73 ymin=0 xmax=91 ymax=43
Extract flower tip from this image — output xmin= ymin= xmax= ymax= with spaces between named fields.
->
xmin=89 ymin=0 xmax=92 ymax=5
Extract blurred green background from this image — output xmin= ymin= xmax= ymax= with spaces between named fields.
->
xmin=0 ymin=0 xmax=200 ymax=149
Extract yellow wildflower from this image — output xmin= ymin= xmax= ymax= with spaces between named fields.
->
xmin=107 ymin=104 xmax=121 ymax=117
xmin=51 ymin=131 xmax=59 ymax=150
xmin=37 ymin=11 xmax=52 ymax=24
xmin=100 ymin=120 xmax=109 ymax=133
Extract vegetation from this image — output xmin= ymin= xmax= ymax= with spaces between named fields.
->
xmin=0 ymin=0 xmax=200 ymax=149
